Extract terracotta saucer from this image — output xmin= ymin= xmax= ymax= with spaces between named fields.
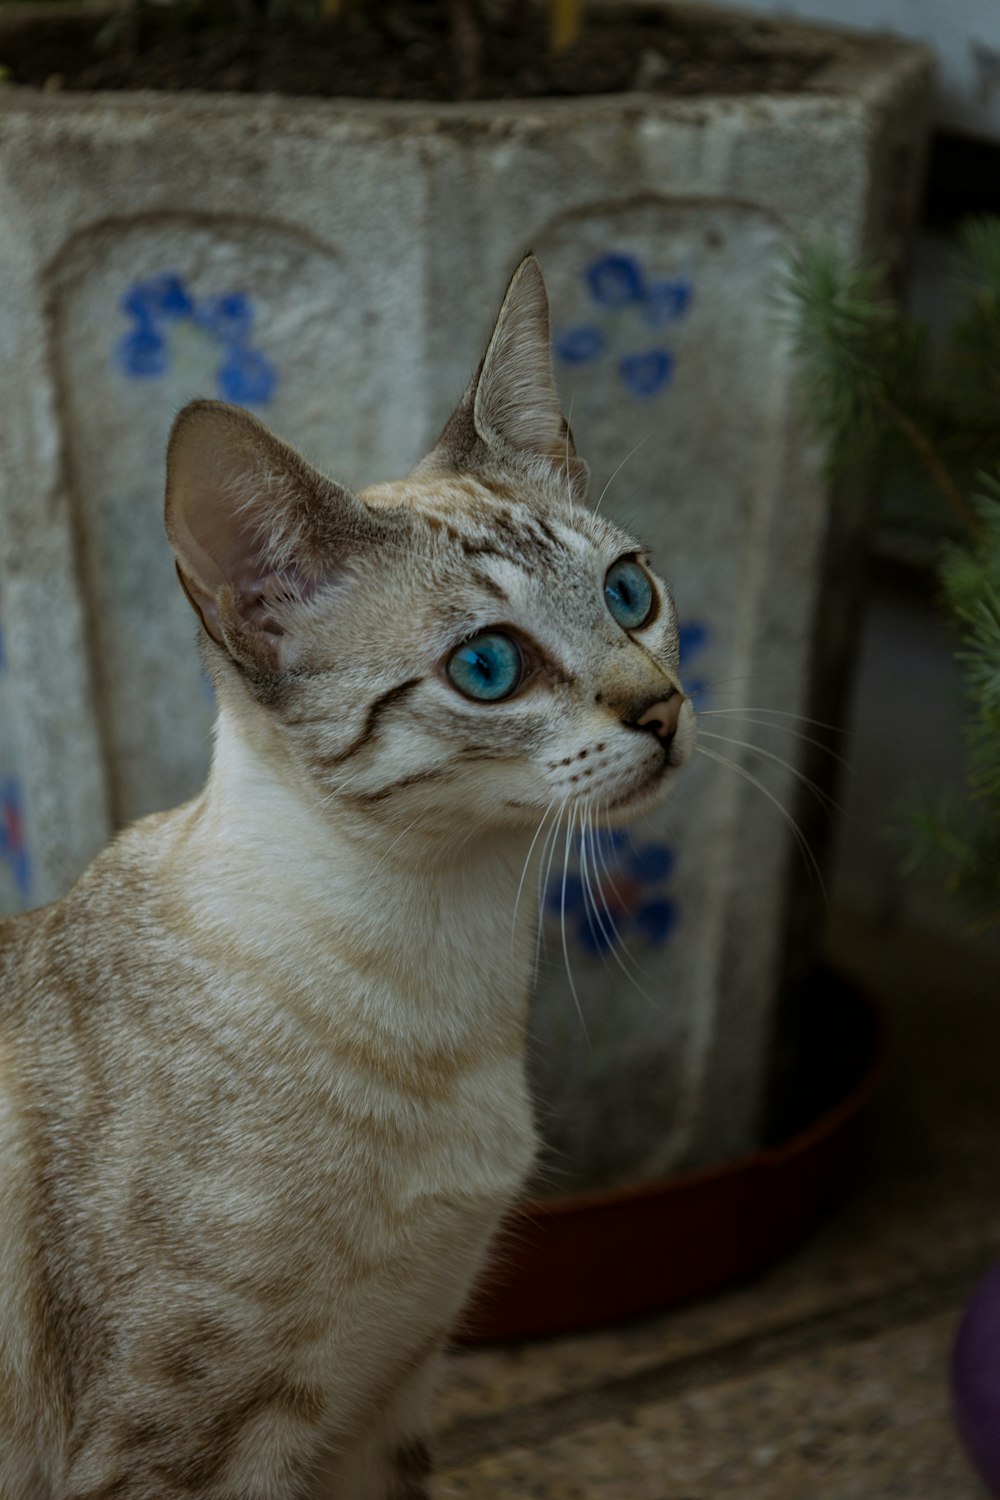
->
xmin=463 ymin=968 xmax=885 ymax=1342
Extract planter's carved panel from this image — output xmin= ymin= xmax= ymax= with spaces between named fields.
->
xmin=527 ymin=199 xmax=800 ymax=1185
xmin=48 ymin=215 xmax=364 ymax=822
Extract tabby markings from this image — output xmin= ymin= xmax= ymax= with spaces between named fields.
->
xmin=307 ymin=678 xmax=423 ymax=771
xmin=115 ymin=272 xmax=277 ymax=407
xmin=345 ymin=766 xmax=449 ymax=807
xmin=392 ymin=1437 xmax=432 ymax=1500
xmin=423 ymin=509 xmax=565 ymax=578
xmin=553 ymin=251 xmax=693 ymax=400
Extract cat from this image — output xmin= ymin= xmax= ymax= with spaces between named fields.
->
xmin=0 ymin=254 xmax=695 ymax=1499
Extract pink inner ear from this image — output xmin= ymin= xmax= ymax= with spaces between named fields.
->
xmin=166 ymin=401 xmax=382 ymax=670
xmin=239 ymin=568 xmax=327 ymax=639
xmin=240 ymin=575 xmax=289 ymax=639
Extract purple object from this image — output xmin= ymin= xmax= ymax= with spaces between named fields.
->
xmin=952 ymin=1261 xmax=1000 ymax=1495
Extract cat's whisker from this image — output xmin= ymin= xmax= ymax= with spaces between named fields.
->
xmin=685 ymin=674 xmax=754 ymax=701
xmin=577 ymin=805 xmax=616 ymax=959
xmin=535 ymin=794 xmax=571 ymax=982
xmin=697 ymin=744 xmax=828 ymax=903
xmin=695 ymin=711 xmax=850 ymax=768
xmin=367 ymin=810 xmax=431 ymax=874
xmin=589 ymin=805 xmax=655 ymax=989
xmin=622 ymin=822 xmax=645 ymax=869
xmin=316 ymin=766 xmax=372 ymax=807
xmin=697 ymin=705 xmax=851 ymax=736
xmin=589 ymin=815 xmax=629 ymax=878
xmin=579 ymin=806 xmax=631 ymax=972
xmin=447 ymin=819 xmax=486 ymax=864
xmin=536 ymin=800 xmax=566 ymax=924
xmin=581 ymin=806 xmax=658 ymax=1005
xmin=593 ymin=434 xmax=650 ymax=515
xmin=559 ymin=804 xmax=591 ymax=1053
xmin=696 ymin=728 xmax=844 ymax=816
xmin=512 ymin=799 xmax=558 ymax=965
xmin=590 ymin=809 xmax=633 ymax=912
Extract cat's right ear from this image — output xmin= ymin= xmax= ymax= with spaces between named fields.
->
xmin=416 ymin=255 xmax=589 ymax=504
xmin=165 ymin=401 xmax=386 ymax=678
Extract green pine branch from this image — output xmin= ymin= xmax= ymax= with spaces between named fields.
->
xmin=784 ymin=225 xmax=1000 ymax=929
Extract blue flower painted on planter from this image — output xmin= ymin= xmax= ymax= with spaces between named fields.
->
xmin=645 ymin=277 xmax=693 ymax=326
xmin=117 ymin=324 xmax=170 ymax=379
xmin=0 ymin=777 xmax=31 ymax=902
xmin=547 ymin=828 xmax=679 ymax=956
xmin=619 ymin=349 xmax=674 ymax=398
xmin=556 ymin=325 xmax=606 ymax=366
xmin=554 ymin=251 xmax=693 ymax=400
xmin=217 ymin=344 xmax=277 ymax=406
xmin=115 ymin=273 xmax=277 ymax=407
xmin=586 ymin=252 xmax=646 ymax=309
xmin=122 ymin=272 xmax=194 ymax=324
xmin=195 ymin=291 xmax=254 ymax=342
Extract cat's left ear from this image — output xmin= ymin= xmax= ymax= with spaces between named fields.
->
xmin=417 ymin=255 xmax=589 ymax=504
xmin=165 ymin=400 xmax=396 ymax=680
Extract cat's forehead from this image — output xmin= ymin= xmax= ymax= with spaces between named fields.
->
xmin=361 ymin=473 xmax=507 ymax=517
xmin=358 ymin=473 xmax=638 ymax=568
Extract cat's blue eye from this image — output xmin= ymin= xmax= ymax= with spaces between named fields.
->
xmin=446 ymin=632 xmax=523 ymax=703
xmin=605 ymin=558 xmax=655 ymax=631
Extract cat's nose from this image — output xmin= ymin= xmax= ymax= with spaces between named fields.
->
xmin=634 ymin=693 xmax=685 ymax=749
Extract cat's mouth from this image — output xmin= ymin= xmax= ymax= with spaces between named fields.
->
xmin=605 ymin=716 xmax=695 ymax=816
xmin=602 ymin=755 xmax=679 ymax=818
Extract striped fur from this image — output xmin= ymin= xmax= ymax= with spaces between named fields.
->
xmin=0 ymin=257 xmax=694 ymax=1497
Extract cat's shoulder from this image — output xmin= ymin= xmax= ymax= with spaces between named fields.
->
xmin=0 ymin=801 xmax=197 ymax=1017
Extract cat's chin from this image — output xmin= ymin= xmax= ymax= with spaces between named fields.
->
xmin=599 ymin=762 xmax=681 ymax=826
xmin=503 ymin=758 xmax=683 ymax=831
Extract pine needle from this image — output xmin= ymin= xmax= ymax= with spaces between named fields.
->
xmin=786 ymin=231 xmax=1000 ymax=930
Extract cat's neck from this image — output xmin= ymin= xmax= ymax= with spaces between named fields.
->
xmin=168 ymin=706 xmax=539 ymax=1029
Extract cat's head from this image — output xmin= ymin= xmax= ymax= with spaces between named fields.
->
xmin=164 ymin=256 xmax=695 ymax=841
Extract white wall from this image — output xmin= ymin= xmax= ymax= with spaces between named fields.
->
xmin=681 ymin=0 xmax=1000 ymax=141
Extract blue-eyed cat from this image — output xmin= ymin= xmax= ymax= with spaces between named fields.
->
xmin=0 ymin=255 xmax=695 ymax=1499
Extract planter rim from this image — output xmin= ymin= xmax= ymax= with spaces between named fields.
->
xmin=463 ymin=971 xmax=887 ymax=1340
xmin=0 ymin=2 xmax=931 ymax=123
xmin=516 ymin=970 xmax=888 ymax=1221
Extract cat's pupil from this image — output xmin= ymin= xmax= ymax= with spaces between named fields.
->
xmin=469 ymin=649 xmax=492 ymax=684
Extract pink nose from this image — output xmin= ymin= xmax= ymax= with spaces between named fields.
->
xmin=635 ymin=694 xmax=684 ymax=746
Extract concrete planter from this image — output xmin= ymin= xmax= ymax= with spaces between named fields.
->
xmin=0 ymin=8 xmax=931 ymax=1189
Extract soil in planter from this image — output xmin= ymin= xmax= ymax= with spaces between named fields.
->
xmin=0 ymin=1 xmax=833 ymax=102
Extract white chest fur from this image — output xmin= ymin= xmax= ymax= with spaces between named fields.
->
xmin=162 ymin=732 xmax=542 ymax=1429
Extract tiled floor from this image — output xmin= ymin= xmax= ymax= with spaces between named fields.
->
xmin=434 ymin=911 xmax=1000 ymax=1497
